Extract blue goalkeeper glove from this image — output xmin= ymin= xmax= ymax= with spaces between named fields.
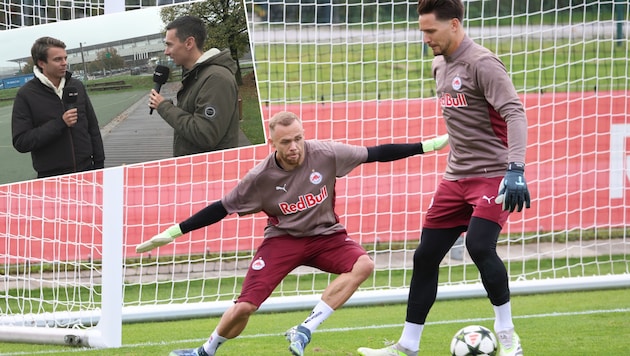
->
xmin=495 ymin=162 xmax=531 ymax=213
xmin=422 ymin=134 xmax=449 ymax=153
xmin=136 ymin=224 xmax=183 ymax=253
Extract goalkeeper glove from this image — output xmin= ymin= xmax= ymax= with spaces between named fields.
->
xmin=136 ymin=224 xmax=183 ymax=253
xmin=495 ymin=162 xmax=531 ymax=213
xmin=422 ymin=134 xmax=449 ymax=153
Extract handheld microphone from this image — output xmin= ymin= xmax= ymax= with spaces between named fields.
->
xmin=150 ymin=65 xmax=170 ymax=115
xmin=62 ymin=86 xmax=78 ymax=111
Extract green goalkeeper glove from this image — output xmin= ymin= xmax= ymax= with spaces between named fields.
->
xmin=136 ymin=224 xmax=183 ymax=253
xmin=422 ymin=134 xmax=449 ymax=153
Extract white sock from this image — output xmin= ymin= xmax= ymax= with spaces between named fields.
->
xmin=397 ymin=321 xmax=423 ymax=352
xmin=300 ymin=300 xmax=334 ymax=332
xmin=203 ymin=330 xmax=227 ymax=356
xmin=493 ymin=301 xmax=515 ymax=332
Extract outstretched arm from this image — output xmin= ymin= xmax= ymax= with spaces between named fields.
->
xmin=180 ymin=200 xmax=228 ymax=233
xmin=136 ymin=200 xmax=228 ymax=253
xmin=365 ymin=134 xmax=448 ymax=163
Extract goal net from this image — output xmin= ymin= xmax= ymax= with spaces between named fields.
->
xmin=245 ymin=0 xmax=630 ymax=290
xmin=1 ymin=0 xmax=629 ymax=349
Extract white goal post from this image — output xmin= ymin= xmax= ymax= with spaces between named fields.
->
xmin=1 ymin=0 xmax=629 ymax=349
xmin=0 ymin=167 xmax=123 ymax=347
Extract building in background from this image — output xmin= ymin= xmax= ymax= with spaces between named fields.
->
xmin=0 ymin=0 xmax=201 ymax=30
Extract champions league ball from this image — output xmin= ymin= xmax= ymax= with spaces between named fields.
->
xmin=450 ymin=325 xmax=498 ymax=356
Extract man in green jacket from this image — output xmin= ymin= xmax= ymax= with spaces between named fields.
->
xmin=149 ymin=15 xmax=240 ymax=156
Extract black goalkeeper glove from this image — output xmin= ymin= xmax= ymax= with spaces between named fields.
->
xmin=495 ymin=162 xmax=531 ymax=213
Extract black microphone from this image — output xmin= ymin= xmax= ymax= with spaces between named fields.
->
xmin=150 ymin=65 xmax=170 ymax=115
xmin=62 ymin=86 xmax=78 ymax=111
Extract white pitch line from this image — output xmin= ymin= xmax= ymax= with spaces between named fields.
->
xmin=2 ymin=307 xmax=628 ymax=355
xmin=319 ymin=307 xmax=630 ymax=333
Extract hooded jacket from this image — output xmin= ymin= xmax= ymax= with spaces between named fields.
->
xmin=157 ymin=48 xmax=240 ymax=157
xmin=12 ymin=69 xmax=105 ymax=178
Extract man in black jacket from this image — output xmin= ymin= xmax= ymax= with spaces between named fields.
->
xmin=12 ymin=36 xmax=105 ymax=178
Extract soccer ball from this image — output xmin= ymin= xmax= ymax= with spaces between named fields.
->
xmin=450 ymin=325 xmax=498 ymax=356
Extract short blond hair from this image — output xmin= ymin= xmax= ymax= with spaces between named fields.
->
xmin=269 ymin=111 xmax=301 ymax=134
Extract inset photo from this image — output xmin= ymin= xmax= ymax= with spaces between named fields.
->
xmin=0 ymin=1 xmax=264 ymax=184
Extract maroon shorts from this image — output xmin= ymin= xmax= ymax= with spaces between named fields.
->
xmin=236 ymin=230 xmax=367 ymax=307
xmin=423 ymin=176 xmax=510 ymax=229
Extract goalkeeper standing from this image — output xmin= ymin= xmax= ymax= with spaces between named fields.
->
xmin=358 ymin=1 xmax=530 ymax=356
xmin=136 ymin=111 xmax=449 ymax=356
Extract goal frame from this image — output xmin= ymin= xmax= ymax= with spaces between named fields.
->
xmin=0 ymin=167 xmax=124 ymax=348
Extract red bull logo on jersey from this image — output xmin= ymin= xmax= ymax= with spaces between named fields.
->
xmin=439 ymin=92 xmax=468 ymax=107
xmin=279 ymin=186 xmax=328 ymax=215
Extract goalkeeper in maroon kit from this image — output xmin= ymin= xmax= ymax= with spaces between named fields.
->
xmin=136 ymin=111 xmax=448 ymax=356
xmin=358 ymin=0 xmax=530 ymax=356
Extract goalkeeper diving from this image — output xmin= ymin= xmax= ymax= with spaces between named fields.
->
xmin=136 ymin=111 xmax=449 ymax=356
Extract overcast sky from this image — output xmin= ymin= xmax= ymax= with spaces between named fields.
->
xmin=0 ymin=7 xmax=164 ymax=71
